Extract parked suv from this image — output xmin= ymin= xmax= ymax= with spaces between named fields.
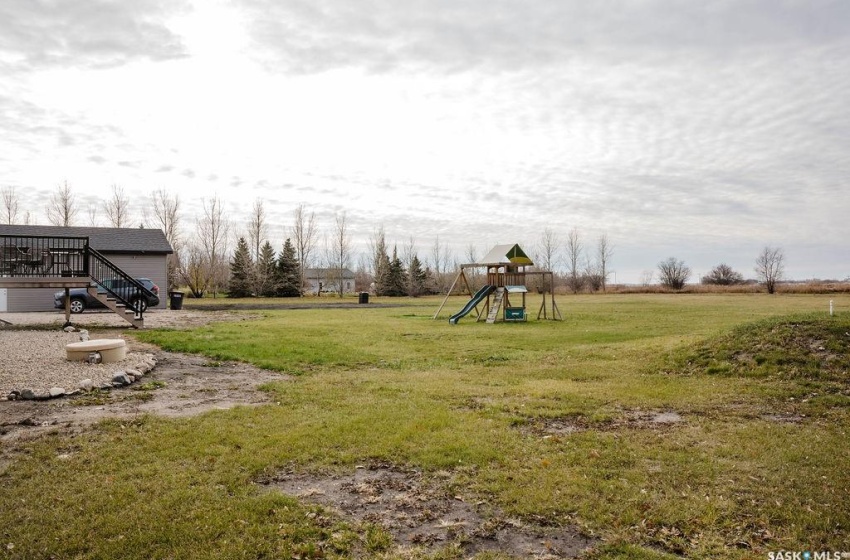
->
xmin=54 ymin=278 xmax=160 ymax=314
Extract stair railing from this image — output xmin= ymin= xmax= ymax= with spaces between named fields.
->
xmin=87 ymin=246 xmax=156 ymax=320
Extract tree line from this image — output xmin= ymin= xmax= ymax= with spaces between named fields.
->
xmin=2 ymin=182 xmax=789 ymax=295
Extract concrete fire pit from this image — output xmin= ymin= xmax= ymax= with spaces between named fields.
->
xmin=66 ymin=339 xmax=127 ymax=363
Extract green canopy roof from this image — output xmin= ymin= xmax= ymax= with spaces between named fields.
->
xmin=477 ymin=244 xmax=533 ymax=266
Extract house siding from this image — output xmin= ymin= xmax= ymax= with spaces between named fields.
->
xmin=1 ymin=225 xmax=172 ymax=313
xmin=102 ymin=254 xmax=169 ymax=309
xmin=5 ymin=254 xmax=169 ymax=312
xmin=303 ymin=268 xmax=357 ymax=294
xmin=7 ymin=286 xmax=60 ymax=312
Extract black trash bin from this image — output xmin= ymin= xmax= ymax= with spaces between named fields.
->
xmin=358 ymin=292 xmax=369 ymax=304
xmin=169 ymin=291 xmax=184 ymax=310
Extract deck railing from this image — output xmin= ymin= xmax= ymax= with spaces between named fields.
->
xmin=0 ymin=234 xmax=89 ymax=278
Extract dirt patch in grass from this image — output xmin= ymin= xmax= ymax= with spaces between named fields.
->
xmin=519 ymin=410 xmax=685 ymax=437
xmin=261 ymin=464 xmax=597 ymax=558
xmin=0 ymin=346 xmax=288 ymax=473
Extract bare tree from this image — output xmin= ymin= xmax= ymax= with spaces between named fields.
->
xmin=291 ymin=204 xmax=318 ymax=296
xmin=755 ymin=246 xmax=785 ymax=294
xmin=430 ymin=237 xmax=452 ymax=293
xmin=583 ymin=257 xmax=603 ymax=292
xmin=537 ymin=227 xmax=558 ymax=272
xmin=246 ymin=198 xmax=269 ymax=295
xmin=86 ymin=204 xmax=99 ymax=226
xmin=565 ymin=227 xmax=584 ymax=293
xmin=180 ymin=243 xmax=209 ymax=298
xmin=148 ymin=189 xmax=181 ymax=244
xmin=401 ymin=236 xmax=416 ymax=269
xmin=329 ymin=211 xmax=351 ymax=297
xmin=639 ymin=270 xmax=654 ymax=286
xmin=701 ymin=263 xmax=744 ymax=285
xmin=464 ymin=243 xmax=479 ymax=291
xmin=147 ymin=189 xmax=182 ymax=290
xmin=1 ymin=186 xmax=19 ymax=224
xmin=46 ymin=181 xmax=77 ymax=226
xmin=370 ymin=225 xmax=389 ymax=293
xmin=196 ymin=196 xmax=230 ymax=298
xmin=597 ymin=233 xmax=614 ymax=291
xmin=658 ymin=257 xmax=691 ymax=290
xmin=247 ymin=198 xmax=267 ymax=263
xmin=104 ymin=184 xmax=131 ymax=227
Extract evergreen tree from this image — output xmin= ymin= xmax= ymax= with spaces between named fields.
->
xmin=384 ymin=246 xmax=408 ymax=296
xmin=256 ymin=241 xmax=277 ymax=296
xmin=228 ymin=236 xmax=253 ymax=297
xmin=407 ymin=254 xmax=427 ymax=297
xmin=275 ymin=238 xmax=301 ymax=297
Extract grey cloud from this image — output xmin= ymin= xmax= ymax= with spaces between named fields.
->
xmin=0 ymin=0 xmax=190 ymax=70
xmin=240 ymin=0 xmax=850 ymax=74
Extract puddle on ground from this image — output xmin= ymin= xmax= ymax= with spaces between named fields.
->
xmin=261 ymin=465 xmax=596 ymax=559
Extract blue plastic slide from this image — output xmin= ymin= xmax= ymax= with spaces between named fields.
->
xmin=449 ymin=285 xmax=496 ymax=324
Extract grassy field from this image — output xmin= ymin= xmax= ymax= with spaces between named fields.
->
xmin=2 ymin=293 xmax=848 ymax=559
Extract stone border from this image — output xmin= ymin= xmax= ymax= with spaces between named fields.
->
xmin=4 ymin=356 xmax=157 ymax=402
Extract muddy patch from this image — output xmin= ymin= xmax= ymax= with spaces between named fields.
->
xmin=520 ymin=410 xmax=685 ymax=437
xmin=0 ymin=349 xmax=289 ymax=473
xmin=262 ymin=465 xmax=596 ymax=559
xmin=760 ymin=413 xmax=805 ymax=423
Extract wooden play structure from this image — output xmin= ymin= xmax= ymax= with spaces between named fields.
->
xmin=433 ymin=244 xmax=561 ymax=324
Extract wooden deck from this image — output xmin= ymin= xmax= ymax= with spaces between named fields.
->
xmin=0 ymin=276 xmax=91 ymax=289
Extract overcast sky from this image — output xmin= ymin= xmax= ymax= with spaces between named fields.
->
xmin=1 ymin=0 xmax=848 ymax=282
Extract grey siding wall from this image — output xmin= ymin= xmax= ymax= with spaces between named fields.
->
xmin=8 ymin=286 xmax=56 ymax=312
xmin=103 ymin=254 xmax=168 ymax=309
xmin=6 ymin=253 xmax=169 ymax=312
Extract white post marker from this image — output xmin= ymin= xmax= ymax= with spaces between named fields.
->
xmin=830 ymin=299 xmax=834 ymax=316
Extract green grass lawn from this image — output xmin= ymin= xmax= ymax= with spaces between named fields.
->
xmin=2 ymin=294 xmax=848 ymax=559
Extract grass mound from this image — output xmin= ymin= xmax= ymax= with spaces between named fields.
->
xmin=672 ymin=315 xmax=850 ymax=382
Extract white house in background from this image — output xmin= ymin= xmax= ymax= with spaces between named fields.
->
xmin=303 ymin=268 xmax=356 ymax=294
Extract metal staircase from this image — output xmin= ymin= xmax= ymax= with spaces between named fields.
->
xmin=86 ymin=247 xmax=156 ymax=328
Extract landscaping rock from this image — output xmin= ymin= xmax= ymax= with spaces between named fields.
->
xmin=20 ymin=389 xmax=36 ymax=400
xmin=112 ymin=373 xmax=131 ymax=386
xmin=78 ymin=379 xmax=94 ymax=392
xmin=49 ymin=387 xmax=66 ymax=398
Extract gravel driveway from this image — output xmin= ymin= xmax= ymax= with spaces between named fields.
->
xmin=0 ymin=309 xmax=254 ymax=397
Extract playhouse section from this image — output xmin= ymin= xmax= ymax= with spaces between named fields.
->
xmin=435 ymin=244 xmax=561 ymax=324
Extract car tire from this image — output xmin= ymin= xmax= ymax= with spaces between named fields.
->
xmin=130 ymin=297 xmax=148 ymax=313
xmin=69 ymin=297 xmax=86 ymax=314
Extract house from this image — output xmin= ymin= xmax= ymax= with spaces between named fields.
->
xmin=303 ymin=268 xmax=356 ymax=294
xmin=0 ymin=224 xmax=173 ymax=313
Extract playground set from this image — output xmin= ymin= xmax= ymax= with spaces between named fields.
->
xmin=433 ymin=244 xmax=561 ymax=324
